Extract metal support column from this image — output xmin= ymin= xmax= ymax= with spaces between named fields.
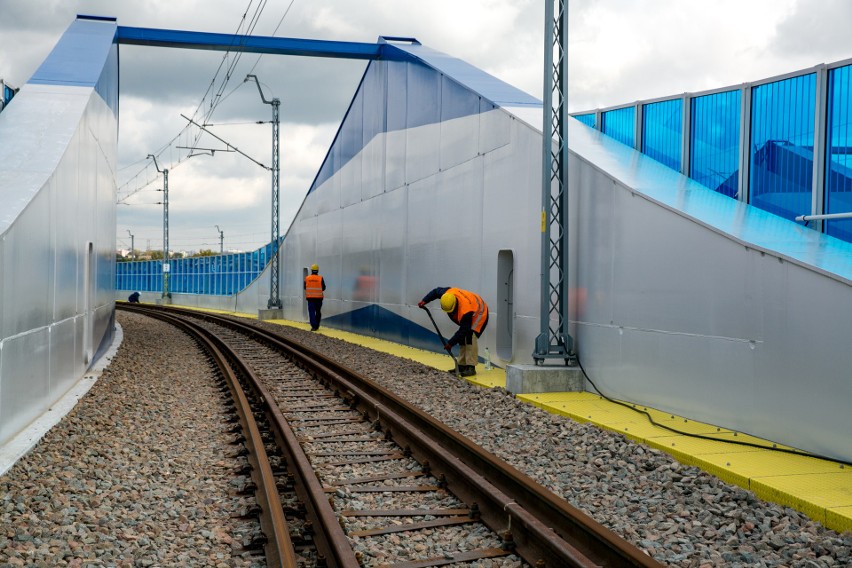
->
xmin=148 ymin=154 xmax=170 ymax=298
xmin=811 ymin=65 xmax=828 ymax=233
xmin=534 ymin=0 xmax=575 ymax=365
xmin=246 ymin=74 xmax=282 ymax=309
xmin=126 ymin=229 xmax=135 ymax=261
xmin=269 ymin=98 xmax=281 ymax=308
xmin=215 ymin=224 xmax=224 ymax=255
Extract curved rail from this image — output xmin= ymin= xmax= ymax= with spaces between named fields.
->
xmin=130 ymin=304 xmax=662 ymax=568
xmin=117 ymin=306 xmax=299 ymax=567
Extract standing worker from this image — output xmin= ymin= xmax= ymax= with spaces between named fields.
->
xmin=418 ymin=287 xmax=489 ymax=377
xmin=304 ymin=263 xmax=326 ymax=331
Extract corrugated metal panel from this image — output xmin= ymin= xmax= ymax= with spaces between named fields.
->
xmin=573 ymin=113 xmax=596 ymax=128
xmin=825 ymin=64 xmax=852 ymax=241
xmin=601 ymin=106 xmax=635 ymax=147
xmin=642 ymin=98 xmax=682 ymax=170
xmin=115 ymin=242 xmax=275 ymax=296
xmin=749 ymin=73 xmax=816 ymax=221
xmin=690 ymin=90 xmax=741 ymax=198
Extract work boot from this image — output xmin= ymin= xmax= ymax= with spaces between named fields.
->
xmin=460 ymin=365 xmax=476 ymax=377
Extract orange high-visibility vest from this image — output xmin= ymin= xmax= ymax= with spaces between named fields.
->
xmin=305 ymin=273 xmax=324 ymax=299
xmin=446 ymin=287 xmax=488 ymax=335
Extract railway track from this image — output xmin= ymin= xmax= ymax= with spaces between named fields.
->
xmin=118 ymin=303 xmax=663 ymax=568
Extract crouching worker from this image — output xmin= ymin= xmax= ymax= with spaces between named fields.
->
xmin=418 ymin=287 xmax=488 ymax=377
xmin=128 ymin=291 xmax=141 ymax=303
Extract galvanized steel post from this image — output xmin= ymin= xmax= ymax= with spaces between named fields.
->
xmin=246 ymin=74 xmax=282 ymax=309
xmin=269 ymin=98 xmax=281 ymax=309
xmin=148 ymin=154 xmax=170 ymax=298
xmin=535 ymin=0 xmax=575 ymax=365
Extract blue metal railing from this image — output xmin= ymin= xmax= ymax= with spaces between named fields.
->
xmin=574 ymin=59 xmax=852 ymax=243
xmin=116 ymin=240 xmax=279 ymax=295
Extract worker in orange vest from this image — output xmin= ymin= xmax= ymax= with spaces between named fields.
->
xmin=304 ymin=264 xmax=326 ymax=331
xmin=418 ymin=287 xmax=489 ymax=377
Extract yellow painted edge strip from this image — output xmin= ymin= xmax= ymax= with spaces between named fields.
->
xmin=516 ymin=392 xmax=851 ymax=533
xmin=145 ymin=304 xmax=850 ymax=534
xmin=750 ymin=478 xmax=828 ymax=526
xmin=826 ymin=507 xmax=852 ymax=534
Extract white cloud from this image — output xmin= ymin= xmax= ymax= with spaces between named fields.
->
xmin=6 ymin=0 xmax=852 ymax=250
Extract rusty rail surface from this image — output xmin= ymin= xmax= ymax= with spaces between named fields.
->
xmin=129 ymin=304 xmax=663 ymax=568
xmin=118 ymin=305 xmax=301 ymax=567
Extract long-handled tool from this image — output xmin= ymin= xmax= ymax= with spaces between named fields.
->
xmin=420 ymin=305 xmax=460 ymax=378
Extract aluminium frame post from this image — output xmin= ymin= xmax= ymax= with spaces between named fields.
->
xmin=737 ymin=84 xmax=752 ymax=203
xmin=534 ymin=0 xmax=575 ymax=365
xmin=681 ymin=94 xmax=691 ymax=176
xmin=811 ymin=65 xmax=828 ymax=234
xmin=634 ymin=102 xmax=643 ymax=151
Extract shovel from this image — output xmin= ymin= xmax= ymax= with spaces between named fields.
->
xmin=420 ymin=305 xmax=461 ymax=378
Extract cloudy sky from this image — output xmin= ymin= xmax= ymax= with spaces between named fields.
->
xmin=2 ymin=0 xmax=852 ymax=253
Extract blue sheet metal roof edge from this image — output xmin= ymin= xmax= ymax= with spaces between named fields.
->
xmin=384 ymin=42 xmax=540 ymax=109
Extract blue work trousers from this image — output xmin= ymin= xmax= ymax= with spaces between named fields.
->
xmin=308 ymin=298 xmax=323 ymax=329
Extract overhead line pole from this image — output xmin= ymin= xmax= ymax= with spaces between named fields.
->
xmin=534 ymin=0 xmax=575 ymax=365
xmin=245 ymin=74 xmax=282 ymax=310
xmin=148 ymin=154 xmax=171 ymax=300
xmin=126 ymin=229 xmax=135 ymax=261
xmin=216 ymin=225 xmax=224 ymax=254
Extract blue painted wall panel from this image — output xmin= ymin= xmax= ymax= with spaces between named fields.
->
xmin=642 ymin=99 xmax=682 ymax=170
xmin=825 ymin=64 xmax=852 ymax=242
xmin=406 ymin=62 xmax=440 ymax=129
xmin=602 ymin=106 xmax=635 ymax=147
xmin=749 ymin=74 xmax=816 ymax=221
xmin=441 ymin=75 xmax=479 ymax=123
xmin=690 ymin=90 xmax=741 ymax=198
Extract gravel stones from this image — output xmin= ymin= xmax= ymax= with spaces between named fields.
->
xmin=249 ymin=319 xmax=852 ymax=568
xmin=0 ymin=313 xmax=261 ymax=567
xmin=2 ymin=311 xmax=850 ymax=567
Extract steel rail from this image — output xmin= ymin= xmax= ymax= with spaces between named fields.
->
xmin=117 ymin=305 xmax=298 ymax=567
xmin=120 ymin=304 xmax=360 ymax=568
xmin=154 ymin=305 xmax=662 ymax=568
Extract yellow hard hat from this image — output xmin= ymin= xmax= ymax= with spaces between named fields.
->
xmin=310 ymin=263 xmax=319 ymax=271
xmin=440 ymin=292 xmax=457 ymax=312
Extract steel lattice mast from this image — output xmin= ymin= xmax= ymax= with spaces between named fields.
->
xmin=246 ymin=74 xmax=282 ymax=309
xmin=534 ymin=0 xmax=575 ymax=364
xmin=269 ymin=97 xmax=281 ymax=309
xmin=148 ymin=154 xmax=170 ymax=299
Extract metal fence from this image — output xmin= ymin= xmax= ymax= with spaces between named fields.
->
xmin=0 ymin=80 xmax=16 ymax=112
xmin=573 ymin=58 xmax=852 ymax=243
xmin=116 ymin=241 xmax=278 ymax=296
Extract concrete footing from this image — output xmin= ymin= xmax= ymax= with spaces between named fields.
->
xmin=258 ymin=308 xmax=284 ymax=321
xmin=155 ymin=297 xmax=172 ymax=305
xmin=505 ymin=364 xmax=585 ymax=394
